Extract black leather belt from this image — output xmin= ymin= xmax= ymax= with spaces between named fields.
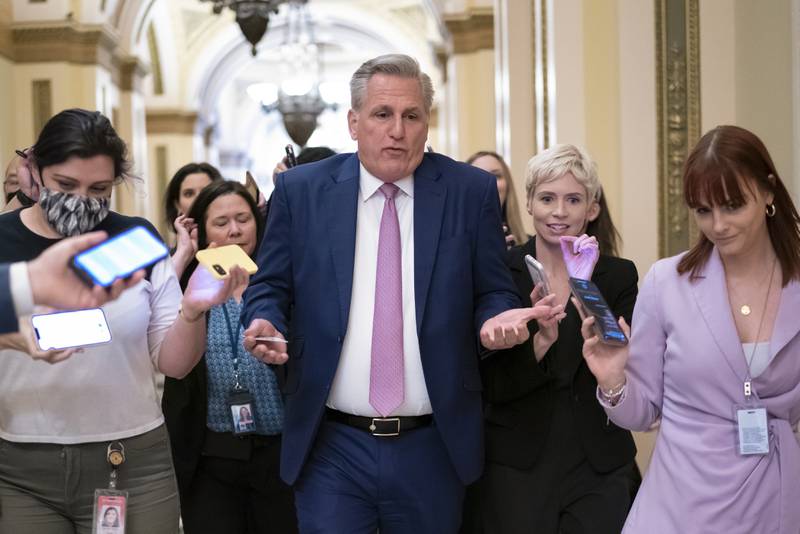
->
xmin=326 ymin=409 xmax=433 ymax=437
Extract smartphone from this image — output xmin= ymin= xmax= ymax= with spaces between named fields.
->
xmin=568 ymin=277 xmax=628 ymax=346
xmin=195 ymin=244 xmax=258 ymax=279
xmin=31 ymin=308 xmax=111 ymax=351
xmin=285 ymin=145 xmax=297 ymax=168
xmin=524 ymin=255 xmax=551 ymax=300
xmin=253 ymin=336 xmax=288 ymax=344
xmin=71 ymin=226 xmax=168 ymax=287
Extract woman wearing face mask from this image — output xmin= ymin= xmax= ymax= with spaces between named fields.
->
xmin=580 ymin=126 xmax=800 ymax=533
xmin=475 ymin=144 xmax=639 ymax=534
xmin=162 ymin=180 xmax=297 ymax=534
xmin=0 ymin=108 xmax=248 ymax=534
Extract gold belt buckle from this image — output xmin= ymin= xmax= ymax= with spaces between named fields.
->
xmin=369 ymin=417 xmax=400 ymax=437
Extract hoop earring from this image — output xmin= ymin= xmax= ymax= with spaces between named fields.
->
xmin=766 ymin=203 xmax=776 ymax=217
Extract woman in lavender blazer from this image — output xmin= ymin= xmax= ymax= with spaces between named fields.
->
xmin=580 ymin=125 xmax=800 ymax=533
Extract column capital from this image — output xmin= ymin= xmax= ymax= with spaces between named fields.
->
xmin=146 ymin=110 xmax=199 ymax=135
xmin=116 ymin=55 xmax=150 ymax=92
xmin=444 ymin=8 xmax=494 ymax=55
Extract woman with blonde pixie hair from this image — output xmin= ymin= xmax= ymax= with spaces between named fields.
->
xmin=475 ymin=143 xmax=638 ymax=533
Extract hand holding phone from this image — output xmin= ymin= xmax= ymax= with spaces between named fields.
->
xmin=285 ymin=145 xmax=297 ymax=168
xmin=253 ymin=336 xmax=288 ymax=344
xmin=568 ymin=277 xmax=628 ymax=346
xmin=243 ymin=319 xmax=288 ymax=364
xmin=71 ymin=226 xmax=168 ymax=287
xmin=31 ymin=308 xmax=112 ymax=351
xmin=524 ymin=255 xmax=551 ymax=300
xmin=195 ymin=244 xmax=258 ymax=279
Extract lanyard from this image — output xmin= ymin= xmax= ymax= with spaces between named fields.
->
xmin=221 ymin=302 xmax=243 ymax=390
xmin=742 ymin=257 xmax=777 ymax=401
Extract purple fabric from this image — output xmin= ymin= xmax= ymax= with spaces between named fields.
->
xmin=604 ymin=250 xmax=800 ymax=533
xmin=369 ymin=183 xmax=404 ymax=416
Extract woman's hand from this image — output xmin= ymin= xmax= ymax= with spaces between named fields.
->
xmin=181 ymin=262 xmax=250 ymax=320
xmin=171 ymin=215 xmax=199 ymax=278
xmin=0 ymin=321 xmax=77 ymax=364
xmin=560 ymin=234 xmax=599 ymax=280
xmin=15 ymin=147 xmax=41 ymax=202
xmin=531 ymin=288 xmax=562 ymax=360
xmin=575 ymin=297 xmax=629 ymax=390
xmin=174 ymin=215 xmax=198 ymax=255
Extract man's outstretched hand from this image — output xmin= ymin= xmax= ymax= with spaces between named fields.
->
xmin=480 ymin=301 xmax=566 ymax=350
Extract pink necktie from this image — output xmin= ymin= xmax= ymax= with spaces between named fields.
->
xmin=369 ymin=183 xmax=404 ymax=417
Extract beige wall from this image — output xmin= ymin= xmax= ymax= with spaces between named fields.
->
xmin=583 ymin=0 xmax=622 ymax=242
xmin=735 ymin=0 xmax=794 ymax=186
xmin=701 ymin=0 xmax=796 ymax=192
xmin=11 ymin=63 xmax=106 ymax=144
xmin=450 ymin=49 xmax=496 ymax=160
xmin=494 ymin=0 xmax=535 ymax=233
xmin=0 ymin=55 xmax=14 ymax=175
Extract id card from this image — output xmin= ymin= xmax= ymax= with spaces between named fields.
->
xmin=735 ymin=406 xmax=769 ymax=456
xmin=228 ymin=389 xmax=257 ymax=436
xmin=92 ymin=489 xmax=127 ymax=534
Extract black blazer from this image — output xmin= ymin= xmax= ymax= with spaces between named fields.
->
xmin=481 ymin=237 xmax=638 ymax=473
xmin=162 ymin=326 xmax=261 ymax=497
xmin=162 ymin=352 xmax=209 ymax=497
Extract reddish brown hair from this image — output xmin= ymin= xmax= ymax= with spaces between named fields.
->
xmin=677 ymin=125 xmax=800 ymax=284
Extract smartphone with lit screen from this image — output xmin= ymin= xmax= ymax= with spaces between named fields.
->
xmin=195 ymin=244 xmax=258 ymax=280
xmin=31 ymin=308 xmax=111 ymax=351
xmin=71 ymin=226 xmax=168 ymax=287
xmin=524 ymin=255 xmax=551 ymax=301
xmin=568 ymin=277 xmax=628 ymax=346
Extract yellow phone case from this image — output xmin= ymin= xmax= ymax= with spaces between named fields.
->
xmin=195 ymin=244 xmax=258 ymax=279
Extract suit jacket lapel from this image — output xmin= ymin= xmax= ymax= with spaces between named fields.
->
xmin=689 ymin=249 xmax=748 ymax=381
xmin=324 ymin=154 xmax=360 ymax=336
xmin=413 ymin=157 xmax=445 ymax=334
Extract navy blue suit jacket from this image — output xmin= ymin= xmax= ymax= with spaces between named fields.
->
xmin=241 ymin=152 xmax=520 ymax=485
xmin=0 ymin=264 xmax=17 ymax=334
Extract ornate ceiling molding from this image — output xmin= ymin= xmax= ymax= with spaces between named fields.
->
xmin=11 ymin=22 xmax=120 ymax=70
xmin=3 ymin=21 xmax=149 ymax=93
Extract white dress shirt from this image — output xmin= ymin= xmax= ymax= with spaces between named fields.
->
xmin=326 ymin=164 xmax=432 ymax=416
xmin=10 ymin=262 xmax=34 ymax=321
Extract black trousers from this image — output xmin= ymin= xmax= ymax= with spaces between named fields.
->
xmin=467 ymin=393 xmax=636 ymax=534
xmin=180 ymin=435 xmax=298 ymax=534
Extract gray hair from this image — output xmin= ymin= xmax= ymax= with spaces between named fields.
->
xmin=525 ymin=144 xmax=601 ymax=202
xmin=350 ymin=54 xmax=434 ymax=114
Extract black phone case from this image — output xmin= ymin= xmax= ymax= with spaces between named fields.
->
xmin=568 ymin=277 xmax=628 ymax=346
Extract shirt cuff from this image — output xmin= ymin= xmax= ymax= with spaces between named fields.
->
xmin=10 ymin=262 xmax=34 ymax=319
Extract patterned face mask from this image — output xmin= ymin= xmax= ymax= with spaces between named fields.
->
xmin=38 ymin=187 xmax=110 ymax=237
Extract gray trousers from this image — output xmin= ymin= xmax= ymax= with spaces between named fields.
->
xmin=0 ymin=424 xmax=180 ymax=534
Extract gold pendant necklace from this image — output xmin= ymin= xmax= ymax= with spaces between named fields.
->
xmin=740 ymin=305 xmax=751 ymax=316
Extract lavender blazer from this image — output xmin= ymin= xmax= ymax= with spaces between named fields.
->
xmin=604 ymin=250 xmax=800 ymax=534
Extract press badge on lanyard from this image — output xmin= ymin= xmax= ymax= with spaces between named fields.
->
xmin=92 ymin=441 xmax=128 ymax=534
xmin=734 ymin=380 xmax=769 ymax=456
xmin=222 ymin=305 xmax=257 ymax=437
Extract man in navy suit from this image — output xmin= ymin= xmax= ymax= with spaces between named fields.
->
xmin=242 ymin=54 xmax=560 ymax=533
